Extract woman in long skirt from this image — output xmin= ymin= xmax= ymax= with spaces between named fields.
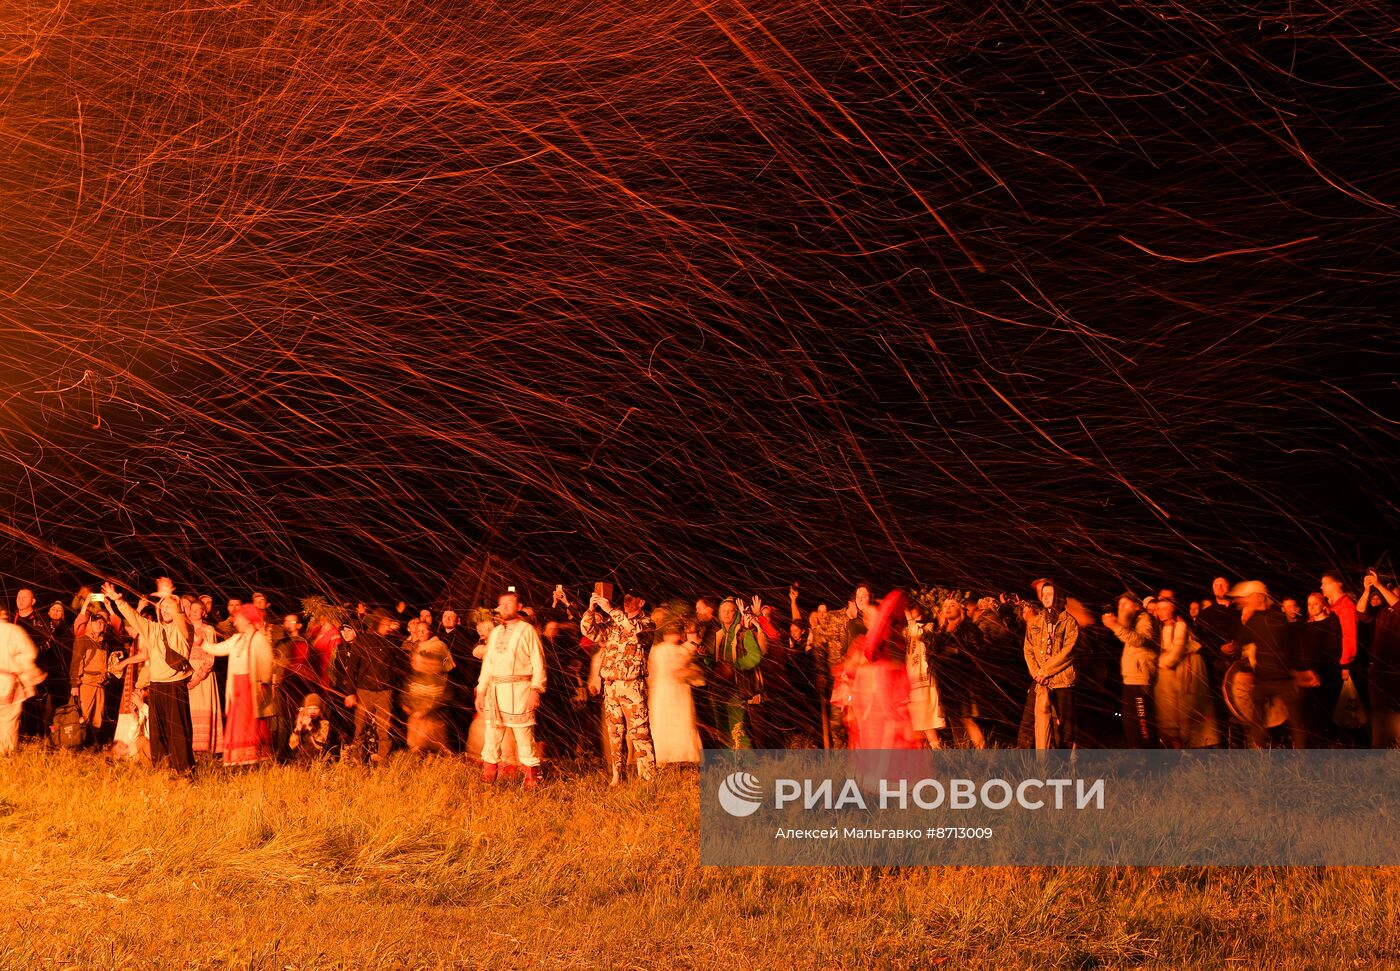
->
xmin=1154 ymin=598 xmax=1220 ymax=748
xmin=904 ymin=604 xmax=944 ymax=749
xmin=648 ymin=619 xmax=703 ymax=766
xmin=207 ymin=605 xmax=275 ymax=767
xmin=401 ymin=620 xmax=455 ymax=755
xmin=109 ymin=636 xmax=146 ymax=761
xmin=185 ymin=603 xmax=223 ymax=756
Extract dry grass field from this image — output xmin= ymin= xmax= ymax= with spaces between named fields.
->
xmin=2 ymin=749 xmax=1397 ymax=970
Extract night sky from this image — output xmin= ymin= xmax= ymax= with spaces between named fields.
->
xmin=1 ymin=0 xmax=1396 ymax=608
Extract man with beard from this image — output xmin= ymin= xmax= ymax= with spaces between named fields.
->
xmin=104 ymin=581 xmax=196 ymax=774
xmin=478 ymin=591 xmax=546 ymax=789
xmin=216 ymin=598 xmax=243 ymax=640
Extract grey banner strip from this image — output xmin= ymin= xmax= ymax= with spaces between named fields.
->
xmin=701 ymin=750 xmax=1400 ymax=866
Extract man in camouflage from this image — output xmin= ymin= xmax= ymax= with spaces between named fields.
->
xmin=806 ymin=583 xmax=871 ymax=749
xmin=583 ymin=588 xmax=656 ymax=785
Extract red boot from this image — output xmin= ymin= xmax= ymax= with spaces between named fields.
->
xmin=481 ymin=762 xmax=498 ymax=783
xmin=522 ymin=766 xmax=538 ymax=791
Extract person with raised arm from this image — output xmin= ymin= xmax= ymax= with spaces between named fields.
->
xmin=102 ymin=580 xmax=196 ymax=774
xmin=204 ymin=604 xmax=276 ymax=768
xmin=1358 ymin=570 xmax=1400 ymax=748
xmin=583 ymin=585 xmax=657 ymax=784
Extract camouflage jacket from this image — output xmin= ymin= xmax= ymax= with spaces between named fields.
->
xmin=581 ymin=607 xmax=654 ymax=682
xmin=809 ymin=609 xmax=861 ymax=681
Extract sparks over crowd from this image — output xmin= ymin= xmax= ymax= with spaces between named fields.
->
xmin=2 ymin=568 xmax=1398 ymax=785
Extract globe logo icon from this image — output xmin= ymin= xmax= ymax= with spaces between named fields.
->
xmin=717 ymin=771 xmax=764 ymax=817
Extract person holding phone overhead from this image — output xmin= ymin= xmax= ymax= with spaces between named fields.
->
xmin=582 ymin=583 xmax=657 ymax=785
xmin=102 ymin=580 xmax=196 ymax=775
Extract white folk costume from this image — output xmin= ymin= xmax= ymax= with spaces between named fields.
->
xmin=0 ymin=621 xmax=43 ymax=755
xmin=647 ymin=637 xmax=702 ymax=765
xmin=477 ymin=620 xmax=546 ymax=768
xmin=187 ymin=623 xmax=224 ymax=755
xmin=904 ymin=619 xmax=945 ymax=734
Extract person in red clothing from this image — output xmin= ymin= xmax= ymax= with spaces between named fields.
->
xmin=1320 ymin=573 xmax=1359 ymax=683
xmin=304 ymin=610 xmax=339 ymax=688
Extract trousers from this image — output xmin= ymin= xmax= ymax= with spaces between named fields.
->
xmin=482 ymin=720 xmax=540 ymax=767
xmin=0 ymin=698 xmax=21 ymax=754
xmin=604 ymin=679 xmax=655 ymax=779
xmin=148 ymin=680 xmax=195 ymax=773
xmin=351 ymin=689 xmax=393 ymax=762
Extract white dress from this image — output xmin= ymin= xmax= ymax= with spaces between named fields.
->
xmin=648 ymin=638 xmax=702 ymax=765
xmin=905 ymin=620 xmax=945 ymax=732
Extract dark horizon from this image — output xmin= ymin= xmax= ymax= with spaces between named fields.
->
xmin=2 ymin=1 xmax=1396 ymax=609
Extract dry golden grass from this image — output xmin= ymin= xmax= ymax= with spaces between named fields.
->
xmin=1 ymin=748 xmax=1397 ymax=970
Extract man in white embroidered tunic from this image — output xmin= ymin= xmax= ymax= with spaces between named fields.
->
xmin=476 ymin=591 xmax=546 ymax=789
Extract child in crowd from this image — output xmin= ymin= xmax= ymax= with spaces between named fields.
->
xmin=289 ymin=693 xmax=331 ymax=762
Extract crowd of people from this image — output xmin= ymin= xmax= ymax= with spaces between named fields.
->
xmin=1 ymin=566 xmax=1397 ymax=787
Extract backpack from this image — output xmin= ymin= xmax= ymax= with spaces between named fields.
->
xmin=53 ymin=702 xmax=87 ymax=749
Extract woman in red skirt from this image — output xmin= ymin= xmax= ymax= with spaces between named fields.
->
xmin=207 ymin=604 xmax=275 ymax=767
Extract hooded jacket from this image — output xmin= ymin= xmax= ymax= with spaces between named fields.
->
xmin=710 ymin=601 xmax=765 ymax=698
